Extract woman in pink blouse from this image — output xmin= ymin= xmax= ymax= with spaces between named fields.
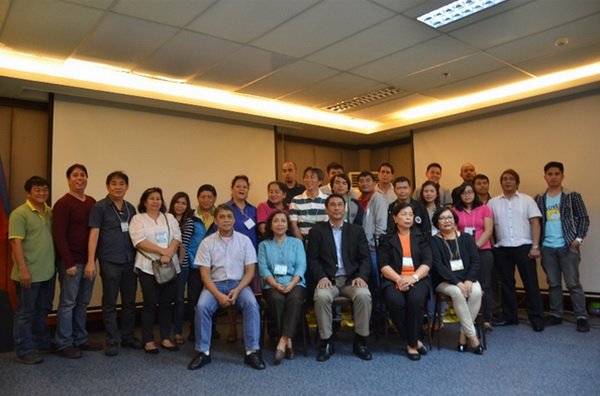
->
xmin=453 ymin=183 xmax=494 ymax=332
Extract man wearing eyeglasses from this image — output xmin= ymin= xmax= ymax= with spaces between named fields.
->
xmin=488 ymin=169 xmax=545 ymax=332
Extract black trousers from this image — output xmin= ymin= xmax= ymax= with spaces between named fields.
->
xmin=493 ymin=245 xmax=544 ymax=325
xmin=383 ymin=278 xmax=430 ymax=348
xmin=138 ymin=271 xmax=176 ymax=343
xmin=263 ymin=286 xmax=306 ymax=339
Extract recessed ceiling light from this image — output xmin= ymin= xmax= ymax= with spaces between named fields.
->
xmin=417 ymin=0 xmax=506 ymax=29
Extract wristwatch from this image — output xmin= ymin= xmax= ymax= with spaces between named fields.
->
xmin=575 ymin=238 xmax=584 ymax=245
xmin=532 ymin=245 xmax=540 ymax=250
xmin=412 ymin=274 xmax=419 ymax=282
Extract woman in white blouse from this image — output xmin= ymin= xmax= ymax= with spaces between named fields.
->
xmin=130 ymin=187 xmax=181 ymax=354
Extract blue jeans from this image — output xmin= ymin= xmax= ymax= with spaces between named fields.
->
xmin=541 ymin=246 xmax=587 ymax=319
xmin=56 ymin=262 xmax=95 ymax=349
xmin=194 ymin=281 xmax=260 ymax=352
xmin=13 ymin=275 xmax=56 ymax=357
xmin=174 ymin=266 xmax=189 ymax=335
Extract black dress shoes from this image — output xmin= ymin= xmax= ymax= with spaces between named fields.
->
xmin=457 ymin=343 xmax=467 ymax=352
xmin=316 ymin=340 xmax=335 ymax=362
xmin=417 ymin=344 xmax=428 ymax=355
xmin=532 ymin=323 xmax=545 ymax=332
xmin=352 ymin=344 xmax=373 ymax=361
xmin=188 ymin=352 xmax=211 ymax=370
xmin=492 ymin=319 xmax=519 ymax=327
xmin=244 ymin=352 xmax=266 ymax=370
xmin=121 ymin=338 xmax=143 ymax=349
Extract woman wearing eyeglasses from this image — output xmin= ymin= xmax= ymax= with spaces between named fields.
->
xmin=430 ymin=207 xmax=483 ymax=354
xmin=377 ymin=202 xmax=431 ymax=361
xmin=453 ymin=183 xmax=494 ymax=333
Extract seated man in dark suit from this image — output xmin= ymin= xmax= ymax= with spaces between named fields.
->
xmin=307 ymin=194 xmax=373 ymax=362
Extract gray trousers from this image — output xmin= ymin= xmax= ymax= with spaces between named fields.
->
xmin=314 ymin=276 xmax=372 ymax=339
xmin=541 ymin=246 xmax=587 ymax=319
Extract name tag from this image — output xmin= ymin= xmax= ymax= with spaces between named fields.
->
xmin=464 ymin=227 xmax=475 ymax=236
xmin=450 ymin=259 xmax=464 ymax=271
xmin=120 ymin=221 xmax=129 ymax=232
xmin=402 ymin=257 xmax=414 ymax=267
xmin=274 ymin=264 xmax=287 ymax=276
xmin=155 ymin=230 xmax=168 ymax=245
xmin=244 ymin=218 xmax=256 ymax=229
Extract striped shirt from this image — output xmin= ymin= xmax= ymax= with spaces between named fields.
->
xmin=289 ymin=190 xmax=329 ymax=236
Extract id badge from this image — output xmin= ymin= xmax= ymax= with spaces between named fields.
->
xmin=155 ymin=230 xmax=168 ymax=245
xmin=244 ymin=218 xmax=256 ymax=229
xmin=402 ymin=257 xmax=414 ymax=267
xmin=120 ymin=221 xmax=129 ymax=232
xmin=464 ymin=227 xmax=475 ymax=236
xmin=274 ymin=264 xmax=287 ymax=276
xmin=450 ymin=259 xmax=464 ymax=271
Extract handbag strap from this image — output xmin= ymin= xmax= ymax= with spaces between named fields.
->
xmin=138 ymin=212 xmax=171 ymax=261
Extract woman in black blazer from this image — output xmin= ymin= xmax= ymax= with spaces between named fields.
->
xmin=378 ymin=202 xmax=432 ymax=361
xmin=430 ymin=207 xmax=483 ymax=355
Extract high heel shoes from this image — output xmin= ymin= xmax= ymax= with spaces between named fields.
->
xmin=471 ymin=344 xmax=484 ymax=355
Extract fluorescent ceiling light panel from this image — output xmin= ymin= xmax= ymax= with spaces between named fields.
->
xmin=417 ymin=0 xmax=506 ymax=28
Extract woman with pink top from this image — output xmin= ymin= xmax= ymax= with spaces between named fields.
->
xmin=256 ymin=181 xmax=288 ymax=238
xmin=453 ymin=183 xmax=494 ymax=332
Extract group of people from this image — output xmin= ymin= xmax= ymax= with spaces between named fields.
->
xmin=8 ymin=159 xmax=590 ymax=370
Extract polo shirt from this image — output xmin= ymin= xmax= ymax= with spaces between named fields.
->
xmin=289 ymin=190 xmax=329 ymax=236
xmin=9 ymin=200 xmax=55 ymax=282
xmin=88 ymin=196 xmax=136 ymax=264
xmin=195 ymin=231 xmax=257 ymax=282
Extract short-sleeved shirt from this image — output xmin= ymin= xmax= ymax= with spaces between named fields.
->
xmin=88 ymin=196 xmax=136 ymax=264
xmin=488 ymin=192 xmax=541 ymax=248
xmin=129 ymin=212 xmax=182 ymax=275
xmin=283 ymin=182 xmax=305 ymax=204
xmin=9 ymin=201 xmax=55 ymax=282
xmin=289 ymin=190 xmax=329 ymax=236
xmin=256 ymin=200 xmax=289 ymax=226
xmin=226 ymin=199 xmax=258 ymax=250
xmin=52 ymin=193 xmax=96 ymax=268
xmin=453 ymin=204 xmax=493 ymax=250
xmin=195 ymin=231 xmax=257 ymax=282
xmin=542 ymin=193 xmax=564 ymax=248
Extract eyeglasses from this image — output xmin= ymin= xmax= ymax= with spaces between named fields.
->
xmin=461 ymin=190 xmax=474 ymax=195
xmin=439 ymin=216 xmax=454 ymax=222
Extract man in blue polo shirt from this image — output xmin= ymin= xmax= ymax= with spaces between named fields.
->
xmin=87 ymin=171 xmax=142 ymax=356
xmin=9 ymin=176 xmax=56 ymax=364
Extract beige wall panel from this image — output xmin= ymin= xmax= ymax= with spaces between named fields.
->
xmin=10 ymin=108 xmax=48 ymax=209
xmin=341 ymin=149 xmax=359 ymax=173
xmin=314 ymin=146 xmax=342 ymax=174
xmin=0 ymin=107 xmax=12 ymax=177
xmin=281 ymin=141 xmax=314 ymax=183
xmin=389 ymin=144 xmax=413 ymax=181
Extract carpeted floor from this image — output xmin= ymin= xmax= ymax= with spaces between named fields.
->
xmin=1 ymin=312 xmax=598 ymax=396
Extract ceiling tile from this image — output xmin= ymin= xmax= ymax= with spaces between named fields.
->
xmin=343 ymin=92 xmax=428 ymax=122
xmin=187 ymin=0 xmax=319 ymax=43
xmin=423 ymin=67 xmax=530 ymax=100
xmin=250 ymin=0 xmax=395 ymax=58
xmin=280 ymin=73 xmax=386 ymax=107
xmin=74 ymin=12 xmax=178 ymax=69
xmin=516 ymin=40 xmax=600 ymax=76
xmin=134 ymin=30 xmax=242 ymax=79
xmin=111 ymin=0 xmax=215 ymax=27
xmin=0 ymin=0 xmax=103 ymax=59
xmin=352 ymin=35 xmax=476 ymax=82
xmin=450 ymin=0 xmax=600 ymax=49
xmin=305 ymin=15 xmax=440 ymax=71
xmin=370 ymin=0 xmax=431 ymax=13
xmin=63 ymin=0 xmax=115 ymax=10
xmin=237 ymin=61 xmax=338 ymax=98
xmin=191 ymin=46 xmax=296 ymax=91
xmin=388 ymin=53 xmax=508 ymax=92
xmin=487 ymin=12 xmax=600 ymax=65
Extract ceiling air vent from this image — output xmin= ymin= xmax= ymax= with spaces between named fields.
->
xmin=324 ymin=87 xmax=402 ymax=113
